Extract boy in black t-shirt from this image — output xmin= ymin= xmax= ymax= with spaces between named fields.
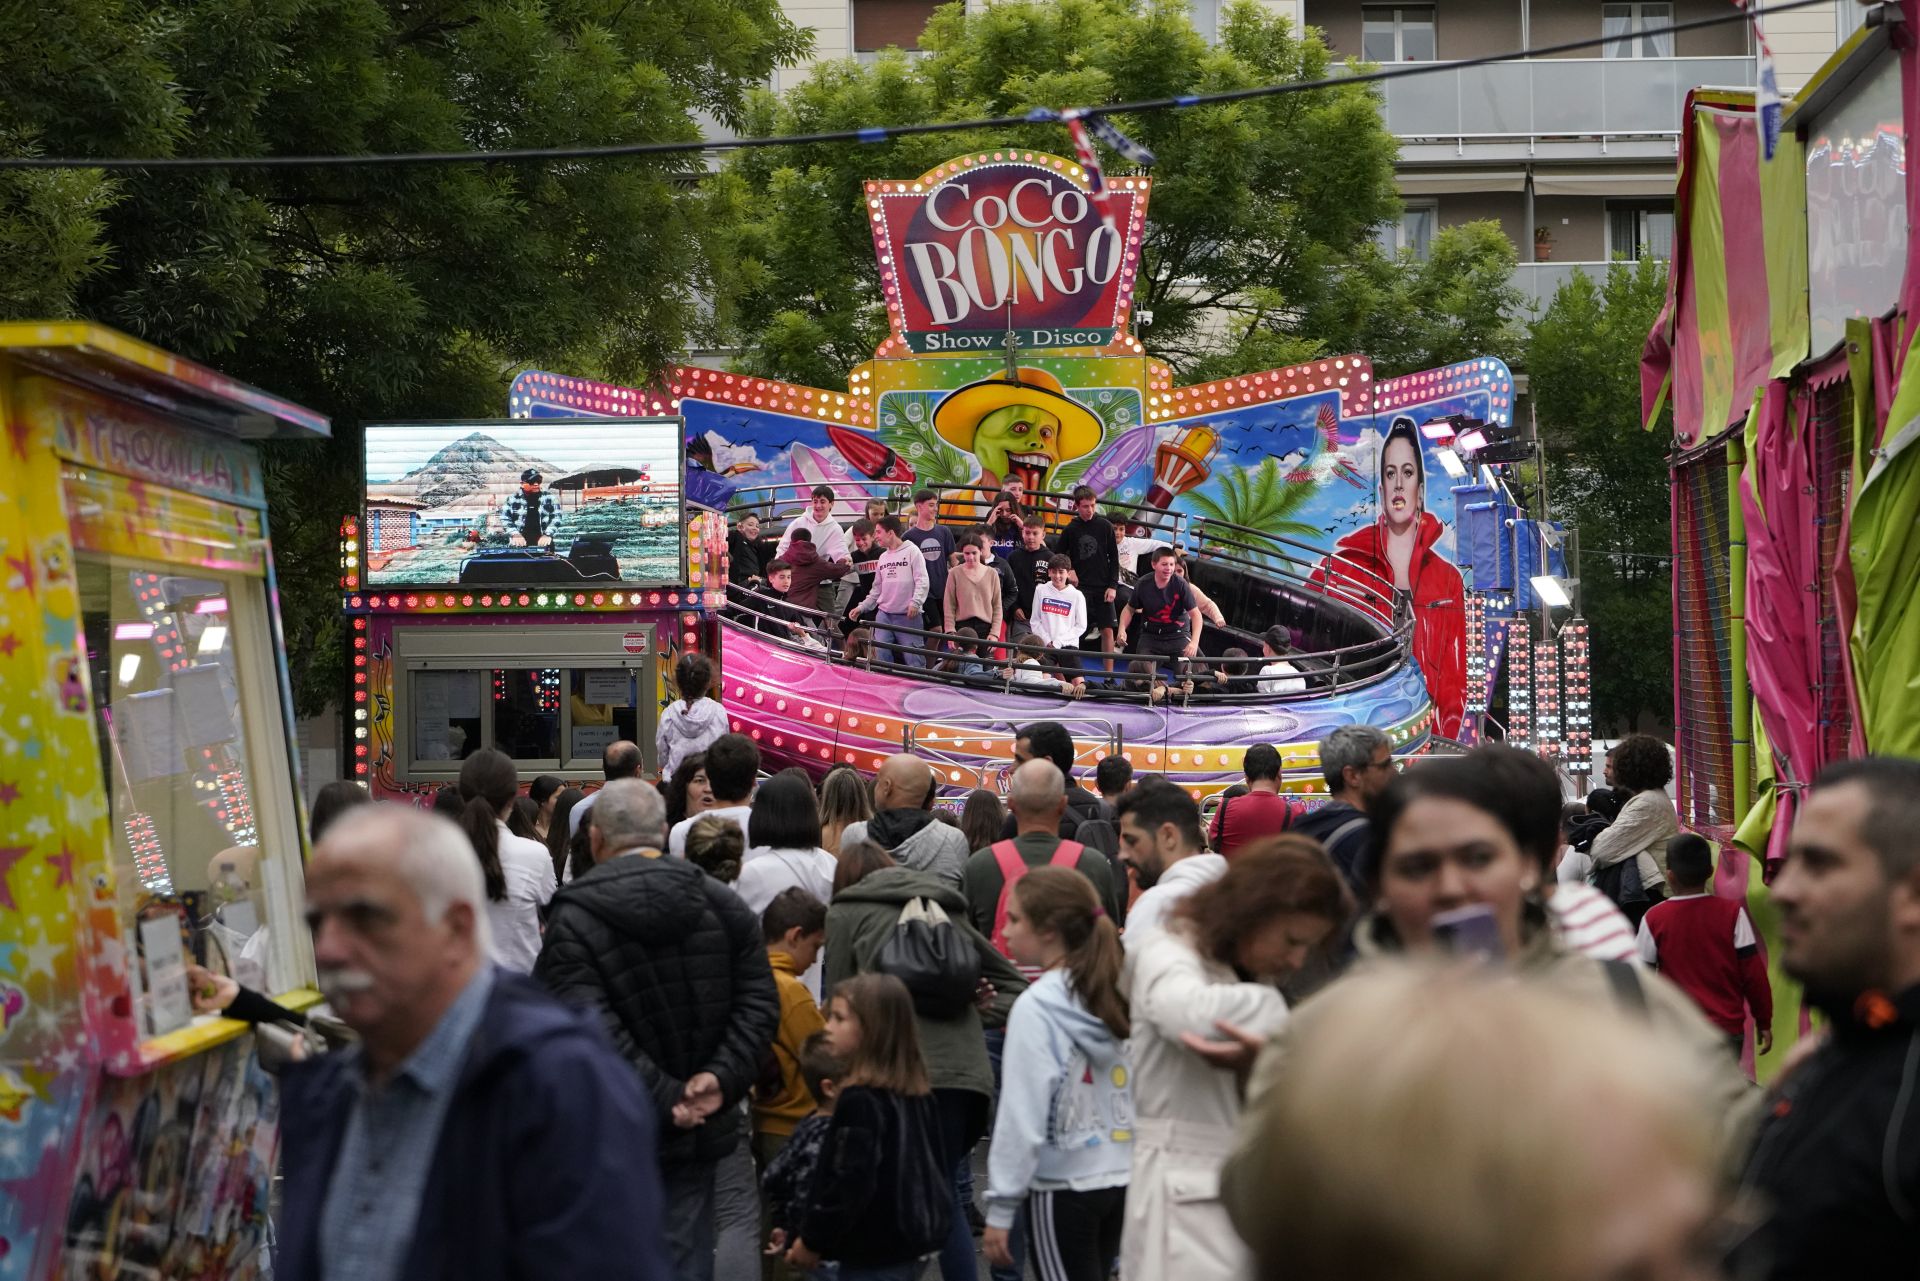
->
xmin=1062 ymin=485 xmax=1120 ymax=670
xmin=1119 ymin=545 xmax=1201 ymax=678
xmin=1002 ymin=514 xmax=1056 ymax=629
xmin=839 ymin=519 xmax=883 ymax=637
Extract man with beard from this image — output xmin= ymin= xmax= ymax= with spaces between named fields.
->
xmin=1736 ymin=757 xmax=1920 ymax=1281
xmin=835 ymin=753 xmax=972 ymax=888
xmin=276 ymin=805 xmax=670 ymax=1281
xmin=1116 ymin=781 xmax=1225 ymax=938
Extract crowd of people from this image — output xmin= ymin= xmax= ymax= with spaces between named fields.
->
xmin=210 ymin=696 xmax=1920 ymax=1281
xmin=724 ymin=484 xmax=1321 ymax=699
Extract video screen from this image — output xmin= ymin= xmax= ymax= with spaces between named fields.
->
xmin=362 ymin=419 xmax=684 ymax=588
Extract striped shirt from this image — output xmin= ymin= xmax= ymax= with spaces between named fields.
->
xmin=1546 ymin=884 xmax=1640 ymax=963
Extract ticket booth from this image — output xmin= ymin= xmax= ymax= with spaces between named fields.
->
xmin=0 ymin=323 xmax=327 ymax=1276
xmin=341 ymin=417 xmax=722 ymax=800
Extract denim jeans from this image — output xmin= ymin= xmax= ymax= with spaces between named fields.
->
xmin=662 ymin=1160 xmax=718 ymax=1281
xmin=875 ymin=609 xmax=925 ymax=668
xmin=715 ymin=1129 xmax=762 ymax=1281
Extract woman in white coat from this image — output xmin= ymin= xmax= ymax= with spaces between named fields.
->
xmin=1121 ymin=837 xmax=1352 ymax=1280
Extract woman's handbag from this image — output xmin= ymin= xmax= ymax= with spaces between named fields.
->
xmin=874 ymin=897 xmax=982 ymax=1019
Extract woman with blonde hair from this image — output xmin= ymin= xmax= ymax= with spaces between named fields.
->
xmin=1224 ymin=966 xmax=1728 ymax=1281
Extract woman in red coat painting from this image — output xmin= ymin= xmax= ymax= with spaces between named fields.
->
xmin=1324 ymin=417 xmax=1466 ymax=739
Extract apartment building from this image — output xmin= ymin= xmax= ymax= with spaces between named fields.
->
xmin=773 ymin=0 xmax=1302 ymax=91
xmin=1306 ymin=0 xmax=1849 ymax=307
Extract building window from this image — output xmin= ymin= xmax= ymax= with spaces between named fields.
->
xmin=1836 ymin=0 xmax=1870 ymax=46
xmin=1603 ymin=3 xmax=1674 ymax=58
xmin=853 ymin=0 xmax=942 ymax=54
xmin=1609 ymin=201 xmax=1675 ymax=260
xmin=1362 ymin=6 xmax=1436 ymax=62
xmin=1376 ymin=202 xmax=1438 ymax=260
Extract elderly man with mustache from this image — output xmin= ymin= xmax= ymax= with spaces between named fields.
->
xmin=275 ymin=804 xmax=672 ymax=1281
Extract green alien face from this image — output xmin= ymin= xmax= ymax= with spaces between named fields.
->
xmin=972 ymin=403 xmax=1065 ymax=492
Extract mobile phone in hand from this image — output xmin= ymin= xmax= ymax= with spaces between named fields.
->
xmin=1432 ymin=903 xmax=1503 ymax=961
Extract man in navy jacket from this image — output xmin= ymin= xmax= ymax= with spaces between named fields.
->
xmin=277 ymin=805 xmax=671 ymax=1281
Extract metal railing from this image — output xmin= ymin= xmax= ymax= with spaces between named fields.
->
xmin=1360 ymin=55 xmax=1755 ymax=145
xmin=1511 ymin=260 xmax=1667 ymax=311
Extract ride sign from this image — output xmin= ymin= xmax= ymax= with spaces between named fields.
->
xmin=867 ymin=153 xmax=1150 ymax=355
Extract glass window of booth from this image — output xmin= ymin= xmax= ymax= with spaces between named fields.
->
xmin=78 ymin=553 xmax=305 ymax=1034
xmin=395 ymin=625 xmax=655 ymax=779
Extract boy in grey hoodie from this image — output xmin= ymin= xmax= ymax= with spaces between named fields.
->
xmin=835 ymin=754 xmax=970 ymax=888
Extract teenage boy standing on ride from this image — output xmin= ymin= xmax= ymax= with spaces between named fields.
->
xmin=1119 ymin=546 xmax=1202 ymax=678
xmin=908 ymin=488 xmax=955 ymax=639
xmin=1004 ymin=515 xmax=1055 ymax=630
xmin=1062 ymin=486 xmax=1119 ymax=670
xmin=850 ymin=516 xmax=929 ymax=669
xmin=777 ymin=485 xmax=850 ymax=564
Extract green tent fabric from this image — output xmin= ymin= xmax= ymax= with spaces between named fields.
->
xmin=1849 ymin=324 xmax=1920 ymax=758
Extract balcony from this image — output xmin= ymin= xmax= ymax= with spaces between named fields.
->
xmin=1368 ymin=56 xmax=1757 ymax=162
xmin=1510 ymin=260 xmax=1666 ymax=312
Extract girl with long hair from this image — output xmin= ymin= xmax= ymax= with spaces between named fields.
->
xmin=657 ymin=651 xmax=728 ymax=779
xmin=984 ymin=866 xmax=1132 ymax=1281
xmin=818 ymin=765 xmax=874 ymax=856
xmin=784 ymin=974 xmax=951 ymax=1280
xmin=456 ymin=749 xmax=556 ymax=973
xmin=543 ymin=787 xmax=585 ymax=883
xmin=959 ymin=787 xmax=1006 ymax=856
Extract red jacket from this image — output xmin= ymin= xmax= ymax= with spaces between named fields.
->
xmin=1638 ymin=894 xmax=1773 ymax=1038
xmin=782 ymin=540 xmax=850 ymax=610
xmin=1322 ymin=512 xmax=1466 ymax=739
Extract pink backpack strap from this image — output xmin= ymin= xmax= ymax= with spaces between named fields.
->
xmin=1049 ymin=839 xmax=1084 ymax=868
xmin=990 ymin=840 xmax=1026 ymax=956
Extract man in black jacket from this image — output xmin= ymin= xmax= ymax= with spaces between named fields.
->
xmin=1737 ymin=757 xmax=1920 ymax=1281
xmin=1291 ymin=725 xmax=1393 ymax=894
xmin=536 ymin=779 xmax=779 ymax=1281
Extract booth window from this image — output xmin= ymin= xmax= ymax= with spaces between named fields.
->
xmin=78 ymin=556 xmax=279 ymax=1034
xmin=397 ymin=636 xmax=648 ymax=777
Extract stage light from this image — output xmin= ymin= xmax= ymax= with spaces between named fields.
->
xmin=1535 ymin=639 xmax=1560 ymax=762
xmin=1437 ymin=449 xmax=1468 ymax=479
xmin=118 ymin=653 xmax=142 ymax=686
xmin=115 ymin=623 xmax=154 ymax=641
xmin=1456 ymin=428 xmax=1488 ymax=453
xmin=197 ymin=625 xmax=229 ymax=655
xmin=1420 ymin=418 xmax=1458 ymax=440
xmin=1506 ymin=618 xmax=1533 ymax=749
xmin=1530 ymin=575 xmax=1572 ymax=609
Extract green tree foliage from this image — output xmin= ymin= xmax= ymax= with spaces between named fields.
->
xmin=0 ymin=0 xmax=806 ymax=714
xmin=1527 ymin=259 xmax=1674 ymax=732
xmin=706 ymin=0 xmax=1444 ymax=385
xmin=1183 ymin=456 xmax=1318 ymax=557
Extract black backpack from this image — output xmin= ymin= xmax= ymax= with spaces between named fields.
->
xmin=874 ymin=897 xmax=983 ymax=1019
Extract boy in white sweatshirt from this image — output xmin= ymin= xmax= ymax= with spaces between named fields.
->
xmin=848 ymin=515 xmax=929 ymax=668
xmin=1030 ymin=554 xmax=1088 ymax=653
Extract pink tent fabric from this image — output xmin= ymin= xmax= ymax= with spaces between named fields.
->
xmin=1741 ymin=382 xmax=1824 ymax=865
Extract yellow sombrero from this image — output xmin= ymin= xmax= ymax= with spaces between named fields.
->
xmin=932 ymin=367 xmax=1105 ymax=463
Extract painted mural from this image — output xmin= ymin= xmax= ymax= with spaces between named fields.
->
xmin=509 ymin=151 xmax=1515 ymax=787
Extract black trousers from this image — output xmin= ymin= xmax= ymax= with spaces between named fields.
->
xmin=1027 ymin=1186 xmax=1125 ymax=1281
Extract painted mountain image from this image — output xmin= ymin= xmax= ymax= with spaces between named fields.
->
xmin=372 ymin=432 xmax=560 ymax=508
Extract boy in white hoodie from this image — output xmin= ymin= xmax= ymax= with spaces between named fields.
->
xmin=656 ymin=653 xmax=729 ymax=778
xmin=985 ymin=866 xmax=1133 ymax=1281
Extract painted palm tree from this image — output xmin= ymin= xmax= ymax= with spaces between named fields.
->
xmin=1181 ymin=454 xmax=1322 ymax=566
